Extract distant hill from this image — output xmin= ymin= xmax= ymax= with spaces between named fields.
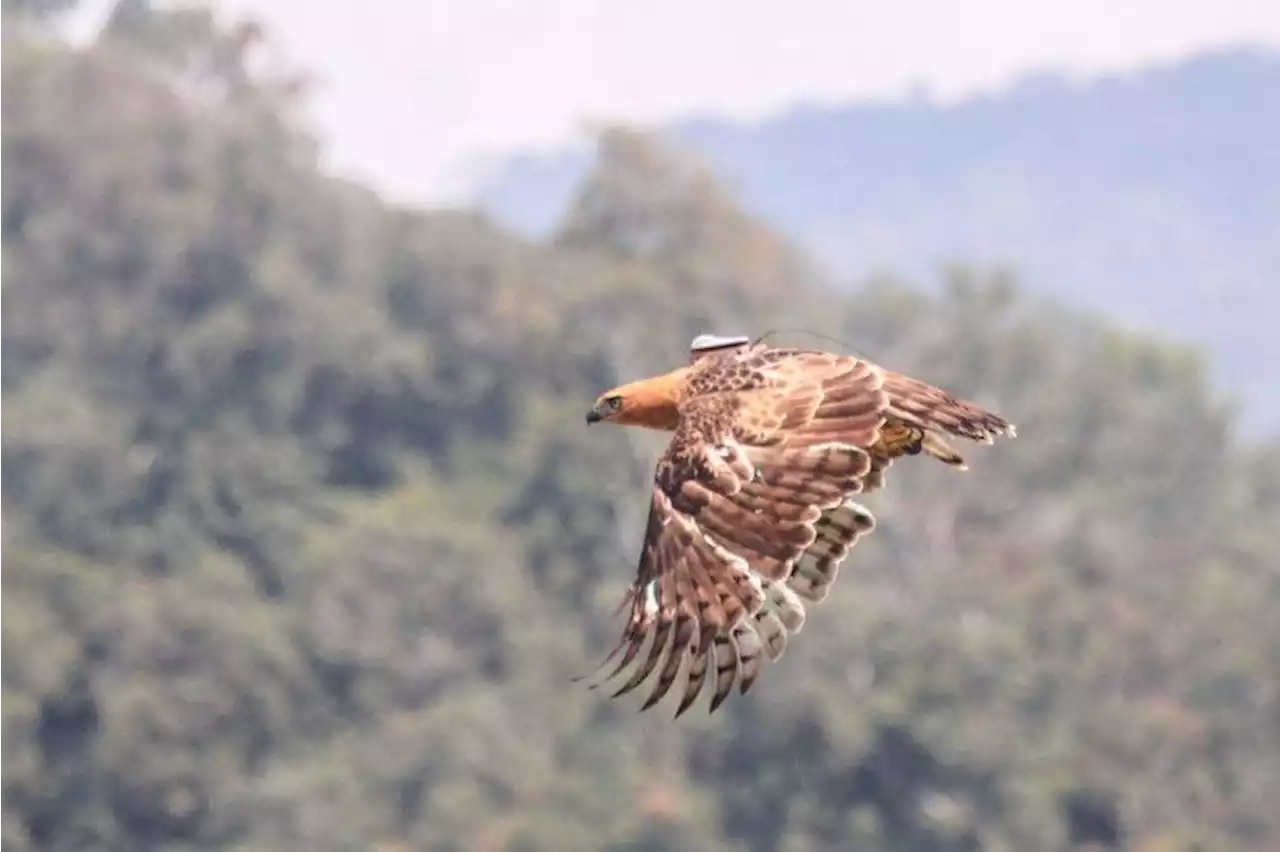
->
xmin=478 ymin=48 xmax=1280 ymax=436
xmin=8 ymin=14 xmax=1280 ymax=850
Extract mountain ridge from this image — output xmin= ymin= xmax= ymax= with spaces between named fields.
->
xmin=479 ymin=47 xmax=1280 ymax=435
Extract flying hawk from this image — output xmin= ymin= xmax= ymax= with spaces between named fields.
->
xmin=581 ymin=334 xmax=1015 ymax=716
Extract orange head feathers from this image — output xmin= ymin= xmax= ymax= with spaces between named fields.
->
xmin=586 ymin=368 xmax=689 ymax=430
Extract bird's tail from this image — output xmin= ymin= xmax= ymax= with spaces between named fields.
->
xmin=881 ymin=370 xmax=1016 ymax=443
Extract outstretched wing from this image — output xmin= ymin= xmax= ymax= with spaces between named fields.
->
xmin=588 ymin=352 xmax=893 ymax=714
xmin=585 ymin=345 xmax=1019 ymax=715
xmin=735 ymin=348 xmax=1016 ymax=663
xmin=735 ymin=353 xmax=1018 ymax=682
xmin=688 ymin=341 xmax=1014 ymax=598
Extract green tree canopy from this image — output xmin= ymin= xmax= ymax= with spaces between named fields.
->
xmin=4 ymin=8 xmax=1278 ymax=852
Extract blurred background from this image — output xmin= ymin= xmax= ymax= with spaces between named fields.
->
xmin=3 ymin=1 xmax=1279 ymax=850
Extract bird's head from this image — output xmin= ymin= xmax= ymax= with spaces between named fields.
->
xmin=586 ymin=369 xmax=687 ymax=430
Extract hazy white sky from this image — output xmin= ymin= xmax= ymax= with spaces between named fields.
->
xmin=172 ymin=1 xmax=1280 ymax=204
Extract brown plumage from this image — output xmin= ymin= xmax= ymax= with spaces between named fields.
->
xmin=581 ymin=335 xmax=1015 ymax=715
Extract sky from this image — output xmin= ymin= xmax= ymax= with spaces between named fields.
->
xmin=83 ymin=1 xmax=1280 ymax=205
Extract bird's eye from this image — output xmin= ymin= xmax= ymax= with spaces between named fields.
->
xmin=606 ymin=395 xmax=623 ymax=411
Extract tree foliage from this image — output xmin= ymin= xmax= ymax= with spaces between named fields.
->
xmin=4 ymin=7 xmax=1278 ymax=852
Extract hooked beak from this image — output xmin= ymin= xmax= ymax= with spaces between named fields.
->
xmin=585 ymin=407 xmax=603 ymax=424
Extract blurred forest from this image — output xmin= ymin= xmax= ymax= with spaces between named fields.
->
xmin=3 ymin=3 xmax=1279 ymax=851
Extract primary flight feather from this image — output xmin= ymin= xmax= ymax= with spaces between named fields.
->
xmin=582 ymin=334 xmax=1016 ymax=716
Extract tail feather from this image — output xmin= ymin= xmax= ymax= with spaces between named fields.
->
xmin=882 ymin=371 xmax=1015 ymax=442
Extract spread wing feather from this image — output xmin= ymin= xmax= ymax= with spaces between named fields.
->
xmin=586 ymin=354 xmax=892 ymax=714
xmin=789 ymin=498 xmax=877 ymax=602
xmin=585 ymin=343 xmax=1016 ymax=716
